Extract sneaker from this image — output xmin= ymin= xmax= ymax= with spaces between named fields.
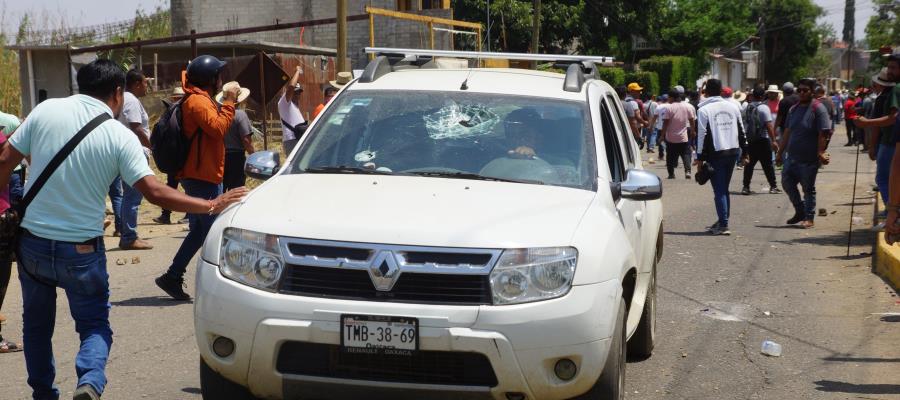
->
xmin=685 ymin=173 xmax=692 ymax=180
xmin=155 ymin=275 xmax=191 ymax=301
xmin=786 ymin=213 xmax=804 ymax=225
xmin=736 ymin=165 xmax=743 ymax=170
xmin=800 ymin=220 xmax=815 ymax=229
xmin=741 ymin=187 xmax=752 ymax=195
xmin=769 ymin=187 xmax=782 ymax=194
xmin=667 ymin=174 xmax=675 ymax=179
xmin=177 ymin=217 xmax=190 ymax=224
xmin=73 ymin=384 xmax=100 ymax=400
xmin=647 ymin=148 xmax=655 ymax=154
xmin=706 ymin=221 xmax=720 ymax=232
xmin=873 ymin=222 xmax=886 ymax=231
xmin=119 ymin=239 xmax=154 ymax=250
xmin=711 ymin=225 xmax=731 ymax=235
xmin=152 ymin=216 xmax=172 ymax=225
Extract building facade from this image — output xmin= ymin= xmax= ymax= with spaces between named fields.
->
xmin=171 ymin=0 xmax=455 ymax=68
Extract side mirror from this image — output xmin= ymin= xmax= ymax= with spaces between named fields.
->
xmin=245 ymin=151 xmax=280 ymax=180
xmin=619 ymin=169 xmax=662 ymax=201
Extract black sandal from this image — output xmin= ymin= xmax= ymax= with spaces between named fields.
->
xmin=0 ymin=339 xmax=23 ymax=353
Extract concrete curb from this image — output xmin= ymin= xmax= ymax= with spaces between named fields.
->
xmin=874 ymin=232 xmax=900 ymax=291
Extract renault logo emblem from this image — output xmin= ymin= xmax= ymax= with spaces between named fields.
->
xmin=368 ymin=251 xmax=400 ymax=291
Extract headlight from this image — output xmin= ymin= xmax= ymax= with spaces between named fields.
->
xmin=490 ymin=247 xmax=577 ymax=305
xmin=219 ymin=228 xmax=284 ymax=292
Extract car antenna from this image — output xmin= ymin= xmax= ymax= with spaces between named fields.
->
xmin=461 ymin=39 xmax=487 ymax=91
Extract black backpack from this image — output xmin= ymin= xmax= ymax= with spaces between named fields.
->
xmin=151 ymin=94 xmax=200 ymax=174
xmin=743 ymin=102 xmax=767 ymax=142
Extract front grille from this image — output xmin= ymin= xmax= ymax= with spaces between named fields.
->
xmin=279 ymin=264 xmax=493 ymax=305
xmin=276 ymin=342 xmax=498 ymax=387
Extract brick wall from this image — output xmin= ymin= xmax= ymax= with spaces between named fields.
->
xmin=171 ymin=0 xmax=454 ymax=68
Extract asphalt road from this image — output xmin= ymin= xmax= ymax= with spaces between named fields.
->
xmin=0 ymin=144 xmax=898 ymax=400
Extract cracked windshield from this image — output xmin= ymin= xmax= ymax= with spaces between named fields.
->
xmin=291 ymin=91 xmax=596 ymax=189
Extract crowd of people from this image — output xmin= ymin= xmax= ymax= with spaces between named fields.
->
xmin=0 ymin=54 xmax=343 ymax=399
xmin=620 ymin=54 xmax=900 ymax=235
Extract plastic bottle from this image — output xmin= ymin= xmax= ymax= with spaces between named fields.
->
xmin=760 ymin=340 xmax=782 ymax=357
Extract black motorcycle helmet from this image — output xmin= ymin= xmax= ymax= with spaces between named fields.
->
xmin=186 ymin=55 xmax=227 ymax=88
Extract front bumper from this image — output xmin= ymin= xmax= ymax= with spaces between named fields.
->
xmin=195 ymin=259 xmax=621 ymax=400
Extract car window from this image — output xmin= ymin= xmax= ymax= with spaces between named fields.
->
xmin=605 ymin=95 xmax=635 ymax=165
xmin=291 ymin=90 xmax=597 ymax=191
xmin=599 ymin=100 xmax=625 ymax=183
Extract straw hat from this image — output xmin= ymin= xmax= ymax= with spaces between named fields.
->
xmin=873 ymin=67 xmax=896 ymax=87
xmin=329 ymin=71 xmax=353 ymax=89
xmin=733 ymin=90 xmax=747 ymax=102
xmin=215 ymin=81 xmax=251 ymax=104
xmin=765 ymin=84 xmax=781 ymax=94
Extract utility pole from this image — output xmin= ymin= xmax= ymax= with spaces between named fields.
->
xmin=758 ymin=16 xmax=766 ymax=84
xmin=486 ymin=0 xmax=490 ymax=52
xmin=337 ymin=0 xmax=348 ymax=72
xmin=531 ymin=0 xmax=541 ymax=55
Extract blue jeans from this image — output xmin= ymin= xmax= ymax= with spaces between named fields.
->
xmin=708 ymin=154 xmax=739 ymax=228
xmin=119 ymin=182 xmax=143 ymax=244
xmin=17 ymin=232 xmax=111 ymax=400
xmin=782 ymin=158 xmax=819 ymax=221
xmin=876 ymin=144 xmax=895 ymax=205
xmin=108 ymin=177 xmax=123 ymax=232
xmin=644 ymin=129 xmax=658 ymax=151
xmin=165 ymin=179 xmax=222 ymax=281
xmin=9 ymin=168 xmax=24 ymax=206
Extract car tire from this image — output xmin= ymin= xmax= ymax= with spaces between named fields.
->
xmin=200 ymin=357 xmax=258 ymax=400
xmin=627 ymin=254 xmax=657 ymax=360
xmin=572 ymin=298 xmax=626 ymax=400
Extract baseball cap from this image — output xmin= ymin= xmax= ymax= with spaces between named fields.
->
xmin=627 ymin=82 xmax=643 ymax=91
xmin=722 ymin=87 xmax=733 ymax=97
xmin=782 ymin=82 xmax=795 ymax=92
xmin=674 ymin=85 xmax=685 ymax=94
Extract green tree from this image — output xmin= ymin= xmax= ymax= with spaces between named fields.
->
xmin=657 ymin=0 xmax=755 ymax=61
xmin=865 ymin=0 xmax=900 ymax=48
xmin=756 ymin=0 xmax=824 ymax=83
xmin=452 ymin=0 xmax=584 ymax=53
xmin=578 ymin=0 xmax=670 ymax=61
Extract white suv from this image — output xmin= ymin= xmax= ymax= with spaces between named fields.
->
xmin=195 ymin=49 xmax=663 ymax=400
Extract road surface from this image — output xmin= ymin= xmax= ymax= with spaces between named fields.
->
xmin=0 ymin=144 xmax=898 ymax=399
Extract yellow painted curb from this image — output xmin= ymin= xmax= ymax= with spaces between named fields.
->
xmin=874 ymin=232 xmax=900 ymax=291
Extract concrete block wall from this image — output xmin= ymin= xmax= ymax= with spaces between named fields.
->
xmin=172 ymin=0 xmax=454 ymax=68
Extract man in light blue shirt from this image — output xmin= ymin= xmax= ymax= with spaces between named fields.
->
xmin=0 ymin=59 xmax=247 ymax=400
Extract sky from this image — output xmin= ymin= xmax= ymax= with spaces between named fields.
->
xmin=0 ymin=0 xmax=881 ymax=46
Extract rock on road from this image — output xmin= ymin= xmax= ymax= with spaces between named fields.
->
xmin=0 ymin=144 xmax=898 ymax=399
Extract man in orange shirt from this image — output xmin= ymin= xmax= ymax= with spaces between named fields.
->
xmin=311 ymin=71 xmax=351 ymax=120
xmin=156 ymin=55 xmax=240 ymax=301
xmin=311 ymin=86 xmax=338 ymax=120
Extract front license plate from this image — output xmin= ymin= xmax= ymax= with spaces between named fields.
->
xmin=341 ymin=314 xmax=418 ymax=354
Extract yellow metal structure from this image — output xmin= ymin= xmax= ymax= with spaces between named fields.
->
xmin=366 ymin=6 xmax=483 ymax=59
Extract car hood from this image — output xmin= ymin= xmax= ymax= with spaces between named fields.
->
xmin=231 ymin=174 xmax=596 ymax=248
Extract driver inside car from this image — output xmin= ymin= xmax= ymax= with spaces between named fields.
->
xmin=504 ymin=108 xmax=543 ymax=159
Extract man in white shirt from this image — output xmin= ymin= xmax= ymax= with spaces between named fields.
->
xmin=116 ymin=69 xmax=153 ymax=250
xmin=278 ymin=66 xmax=307 ymax=155
xmin=696 ymin=79 xmax=748 ymax=235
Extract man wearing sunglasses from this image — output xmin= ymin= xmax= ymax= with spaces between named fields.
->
xmin=776 ymin=78 xmax=832 ymax=229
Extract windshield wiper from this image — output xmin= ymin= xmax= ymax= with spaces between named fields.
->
xmin=410 ymin=171 xmax=544 ymax=185
xmin=303 ymin=166 xmax=397 ymax=175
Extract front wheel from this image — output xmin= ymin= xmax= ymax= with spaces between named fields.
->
xmin=572 ymin=298 xmax=626 ymax=400
xmin=627 ymin=255 xmax=657 ymax=359
xmin=200 ymin=357 xmax=258 ymax=400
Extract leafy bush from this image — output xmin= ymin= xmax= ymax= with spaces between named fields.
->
xmin=597 ymin=67 xmax=626 ymax=87
xmin=639 ymin=56 xmax=700 ymax=92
